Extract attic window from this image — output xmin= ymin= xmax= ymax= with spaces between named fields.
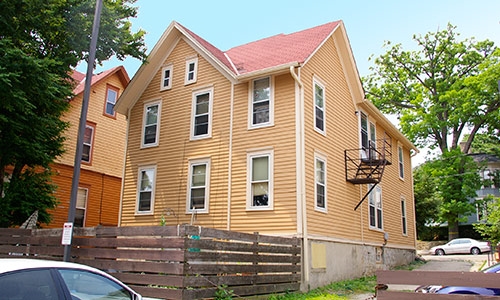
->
xmin=160 ymin=64 xmax=173 ymax=91
xmin=185 ymin=57 xmax=198 ymax=85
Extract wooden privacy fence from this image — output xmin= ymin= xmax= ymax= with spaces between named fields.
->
xmin=0 ymin=225 xmax=301 ymax=299
xmin=377 ymin=270 xmax=500 ymax=299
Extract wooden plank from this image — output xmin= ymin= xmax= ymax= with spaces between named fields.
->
xmin=377 ymin=290 xmax=499 ymax=299
xmin=0 ymin=228 xmax=32 ymax=236
xmin=129 ymin=285 xmax=182 ymax=299
xmin=185 ymin=239 xmax=301 ymax=254
xmin=0 ymin=245 xmax=28 ymax=254
xmin=183 ymin=226 xmax=299 ymax=246
xmin=73 ymin=236 xmax=184 ymax=249
xmin=28 ymin=245 xmax=65 ymax=256
xmin=185 ymin=263 xmax=300 ymax=275
xmin=0 ymin=236 xmax=33 ymax=244
xmin=184 ymin=274 xmax=301 ymax=287
xmin=75 ymin=258 xmax=184 ymax=275
xmin=96 ymin=225 xmax=180 ymax=237
xmin=377 ymin=270 xmax=500 ymax=288
xmin=112 ymin=273 xmax=184 ymax=287
xmin=185 ymin=251 xmax=301 ymax=264
xmin=72 ymin=247 xmax=184 ymax=262
xmin=184 ymin=282 xmax=301 ymax=299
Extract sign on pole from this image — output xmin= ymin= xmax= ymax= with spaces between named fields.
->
xmin=61 ymin=222 xmax=73 ymax=246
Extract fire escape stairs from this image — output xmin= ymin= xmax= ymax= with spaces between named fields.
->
xmin=345 ymin=136 xmax=392 ymax=210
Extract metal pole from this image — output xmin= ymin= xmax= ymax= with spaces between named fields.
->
xmin=64 ymin=0 xmax=103 ymax=262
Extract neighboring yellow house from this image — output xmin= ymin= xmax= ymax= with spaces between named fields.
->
xmin=48 ymin=66 xmax=129 ymax=228
xmin=115 ymin=21 xmax=418 ymax=289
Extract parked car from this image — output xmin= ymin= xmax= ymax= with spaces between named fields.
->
xmin=430 ymin=238 xmax=491 ymax=255
xmin=0 ymin=258 xmax=142 ymax=300
xmin=416 ymin=263 xmax=500 ymax=295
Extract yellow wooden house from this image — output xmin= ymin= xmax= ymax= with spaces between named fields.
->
xmin=48 ymin=66 xmax=129 ymax=228
xmin=115 ymin=21 xmax=418 ymax=289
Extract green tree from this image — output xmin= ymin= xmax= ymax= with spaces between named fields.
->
xmin=0 ymin=0 xmax=146 ymax=227
xmin=474 ymin=195 xmax=500 ymax=246
xmin=364 ymin=24 xmax=500 ymax=240
xmin=413 ymin=163 xmax=441 ymax=240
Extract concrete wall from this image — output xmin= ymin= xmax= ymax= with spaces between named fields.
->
xmin=305 ymin=238 xmax=416 ymax=290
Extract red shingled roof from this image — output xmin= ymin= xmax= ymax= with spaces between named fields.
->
xmin=181 ymin=21 xmax=341 ymax=75
xmin=226 ymin=21 xmax=340 ymax=74
xmin=70 ymin=66 xmax=129 ymax=96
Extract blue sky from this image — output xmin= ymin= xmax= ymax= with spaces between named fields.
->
xmin=84 ymin=0 xmax=500 ymax=164
xmin=88 ymin=0 xmax=500 ymax=78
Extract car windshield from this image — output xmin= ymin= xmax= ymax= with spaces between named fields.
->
xmin=58 ymin=269 xmax=133 ymax=300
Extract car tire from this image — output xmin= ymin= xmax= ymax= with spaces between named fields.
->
xmin=435 ymin=249 xmax=445 ymax=256
xmin=471 ymin=247 xmax=481 ymax=255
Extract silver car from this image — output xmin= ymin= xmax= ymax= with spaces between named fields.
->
xmin=430 ymin=238 xmax=491 ymax=255
xmin=0 ymin=258 xmax=142 ymax=300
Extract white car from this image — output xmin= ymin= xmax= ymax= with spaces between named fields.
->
xmin=0 ymin=258 xmax=142 ymax=300
xmin=430 ymin=238 xmax=491 ymax=255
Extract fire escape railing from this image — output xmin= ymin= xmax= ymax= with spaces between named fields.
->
xmin=345 ymin=135 xmax=392 ymax=210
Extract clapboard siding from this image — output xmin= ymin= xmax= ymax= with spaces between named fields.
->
xmin=121 ymin=39 xmax=232 ymax=228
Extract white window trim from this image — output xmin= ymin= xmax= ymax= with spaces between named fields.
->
xmin=314 ymin=154 xmax=327 ymax=213
xmin=82 ymin=123 xmax=95 ymax=163
xmin=135 ymin=165 xmax=157 ymax=215
xmin=185 ymin=57 xmax=198 ymax=85
xmin=141 ymin=100 xmax=162 ymax=148
xmin=104 ymin=85 xmax=118 ymax=117
xmin=76 ymin=187 xmax=88 ymax=227
xmin=246 ymin=149 xmax=274 ymax=211
xmin=186 ymin=158 xmax=210 ymax=214
xmin=313 ymin=77 xmax=326 ymax=135
xmin=248 ymin=76 xmax=274 ymax=129
xmin=368 ymin=185 xmax=383 ymax=230
xmin=401 ymin=196 xmax=408 ymax=236
xmin=190 ymin=88 xmax=213 ymax=140
xmin=398 ymin=145 xmax=405 ymax=180
xmin=160 ymin=64 xmax=173 ymax=91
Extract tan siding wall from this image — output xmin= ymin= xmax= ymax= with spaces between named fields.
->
xmin=300 ymin=35 xmax=415 ymax=248
xmin=120 ymin=39 xmax=231 ymax=228
xmin=301 ymin=37 xmax=362 ymax=241
xmin=229 ymin=74 xmax=297 ymax=234
xmin=58 ymin=74 xmax=127 ymax=178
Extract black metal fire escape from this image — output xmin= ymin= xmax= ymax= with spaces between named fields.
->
xmin=345 ymin=135 xmax=392 ymax=210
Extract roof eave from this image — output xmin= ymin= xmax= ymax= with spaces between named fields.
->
xmin=236 ymin=62 xmax=300 ymax=82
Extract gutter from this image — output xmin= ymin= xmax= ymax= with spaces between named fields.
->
xmin=290 ymin=65 xmax=310 ymax=290
xmin=117 ymin=109 xmax=131 ymax=226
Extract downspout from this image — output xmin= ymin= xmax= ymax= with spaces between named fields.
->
xmin=290 ymin=65 xmax=309 ymax=290
xmin=226 ymin=83 xmax=235 ymax=230
xmin=117 ymin=108 xmax=132 ymax=226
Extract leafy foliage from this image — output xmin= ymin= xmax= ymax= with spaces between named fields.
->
xmin=363 ymin=23 xmax=499 ymax=239
xmin=474 ymin=195 xmax=500 ymax=246
xmin=0 ymin=0 xmax=146 ymax=227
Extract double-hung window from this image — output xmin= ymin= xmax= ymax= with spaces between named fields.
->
xmin=315 ymin=155 xmax=327 ymax=211
xmin=187 ymin=159 xmax=210 ymax=213
xmin=401 ymin=197 xmax=407 ymax=235
xmin=104 ymin=85 xmax=119 ymax=117
xmin=398 ymin=145 xmax=404 ymax=179
xmin=250 ymin=77 xmax=272 ymax=127
xmin=247 ymin=150 xmax=273 ymax=210
xmin=75 ymin=187 xmax=88 ymax=227
xmin=136 ymin=165 xmax=156 ymax=214
xmin=160 ymin=64 xmax=173 ymax=90
xmin=360 ymin=112 xmax=377 ymax=159
xmin=314 ymin=79 xmax=325 ymax=133
xmin=82 ymin=123 xmax=95 ymax=164
xmin=185 ymin=57 xmax=198 ymax=85
xmin=142 ymin=101 xmax=161 ymax=147
xmin=191 ymin=88 xmax=212 ymax=139
xmin=368 ymin=184 xmax=383 ymax=230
